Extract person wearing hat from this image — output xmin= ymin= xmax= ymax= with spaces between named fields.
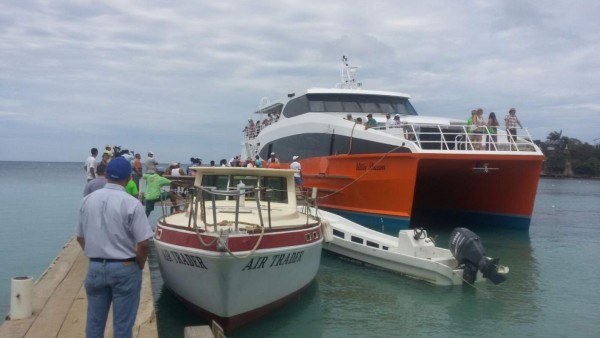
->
xmin=384 ymin=113 xmax=392 ymax=129
xmin=145 ymin=151 xmax=158 ymax=174
xmin=77 ymin=157 xmax=153 ymax=338
xmin=143 ymin=166 xmax=179 ymax=216
xmin=392 ymin=114 xmax=401 ymax=128
xmin=504 ymin=107 xmax=523 ymax=148
xmin=267 ymin=152 xmax=280 ymax=169
xmin=365 ymin=113 xmax=377 ymax=130
xmin=290 ymin=155 xmax=302 ymax=186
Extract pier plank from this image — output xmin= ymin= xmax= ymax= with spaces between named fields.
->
xmin=25 ymin=250 xmax=88 ymax=337
xmin=0 ymin=237 xmax=157 ymax=338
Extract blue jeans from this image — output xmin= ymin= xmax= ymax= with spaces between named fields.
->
xmin=85 ymin=260 xmax=142 ymax=338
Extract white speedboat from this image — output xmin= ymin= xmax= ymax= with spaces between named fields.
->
xmin=154 ymin=167 xmax=323 ymax=333
xmin=311 ymin=208 xmax=507 ymax=286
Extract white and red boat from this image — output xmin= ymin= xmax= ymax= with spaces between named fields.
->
xmin=241 ymin=56 xmax=544 ymax=231
xmin=154 ymin=167 xmax=323 ymax=332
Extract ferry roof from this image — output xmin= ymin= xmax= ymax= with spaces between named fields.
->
xmin=190 ymin=166 xmax=298 ymax=179
xmin=307 ymin=87 xmax=411 ymax=99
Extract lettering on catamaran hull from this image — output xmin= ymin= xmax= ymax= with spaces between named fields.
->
xmin=356 ymin=162 xmax=386 ymax=171
xmin=241 ymin=250 xmax=305 ymax=271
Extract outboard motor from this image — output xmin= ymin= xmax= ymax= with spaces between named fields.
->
xmin=449 ymin=227 xmax=506 ymax=285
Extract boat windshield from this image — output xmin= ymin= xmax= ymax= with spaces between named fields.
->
xmin=200 ymin=174 xmax=288 ymax=203
xmin=283 ymin=93 xmax=418 ymax=118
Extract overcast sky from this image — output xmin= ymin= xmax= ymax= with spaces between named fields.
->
xmin=1 ymin=0 xmax=599 ymax=163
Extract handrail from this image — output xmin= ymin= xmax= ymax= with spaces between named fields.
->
xmin=373 ymin=122 xmax=538 ymax=152
xmin=194 ymin=186 xmax=275 ymax=231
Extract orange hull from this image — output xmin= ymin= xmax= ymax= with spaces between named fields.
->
xmin=297 ymin=153 xmax=543 ymax=231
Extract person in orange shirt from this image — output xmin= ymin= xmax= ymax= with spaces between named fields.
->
xmin=132 ymin=153 xmax=143 ymax=189
xmin=267 ymin=152 xmax=281 ymax=168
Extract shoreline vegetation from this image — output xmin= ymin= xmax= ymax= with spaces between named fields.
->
xmin=535 ymin=130 xmax=600 ymax=178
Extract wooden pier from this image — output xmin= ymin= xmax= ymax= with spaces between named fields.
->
xmin=0 ymin=237 xmax=158 ymax=338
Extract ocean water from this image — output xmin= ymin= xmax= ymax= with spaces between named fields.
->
xmin=1 ymin=161 xmax=599 ymax=337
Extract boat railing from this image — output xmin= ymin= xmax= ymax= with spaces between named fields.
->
xmin=376 ymin=123 xmax=538 ymax=152
xmin=189 ymin=186 xmax=277 ymax=232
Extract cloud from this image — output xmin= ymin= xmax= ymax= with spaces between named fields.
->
xmin=0 ymin=0 xmax=599 ymax=162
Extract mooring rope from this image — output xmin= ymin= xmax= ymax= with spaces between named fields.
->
xmin=317 ymin=144 xmax=404 ymax=200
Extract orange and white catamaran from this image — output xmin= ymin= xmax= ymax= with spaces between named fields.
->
xmin=241 ymin=56 xmax=544 ymax=231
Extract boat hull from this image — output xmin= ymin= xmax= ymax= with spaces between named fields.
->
xmin=301 ymin=152 xmax=543 ymax=232
xmin=154 ymin=224 xmax=323 ymax=332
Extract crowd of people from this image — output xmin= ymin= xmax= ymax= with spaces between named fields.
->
xmin=243 ymin=113 xmax=280 ymax=139
xmin=467 ymin=107 xmax=523 ymax=150
xmin=80 ymin=145 xmax=210 ymax=336
xmin=79 ymin=145 xmax=304 ymax=336
xmin=345 ymin=112 xmax=403 ymax=130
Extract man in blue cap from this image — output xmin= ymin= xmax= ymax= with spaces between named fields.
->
xmin=77 ymin=157 xmax=153 ymax=338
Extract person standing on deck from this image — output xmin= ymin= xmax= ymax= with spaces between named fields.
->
xmin=254 ymin=155 xmax=263 ymax=168
xmin=384 ymin=113 xmax=392 ymax=129
xmin=84 ymin=148 xmax=98 ymax=181
xmin=365 ymin=113 xmax=377 ymax=129
xmin=145 ymin=151 xmax=158 ymax=174
xmin=504 ymin=108 xmax=523 ymax=148
xmin=77 ymin=157 xmax=153 ymax=338
xmin=487 ymin=112 xmax=500 ymax=151
xmin=267 ymin=152 xmax=280 ymax=168
xmin=290 ymin=156 xmax=302 ymax=187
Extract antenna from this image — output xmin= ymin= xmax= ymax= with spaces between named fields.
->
xmin=338 ymin=56 xmax=362 ymax=89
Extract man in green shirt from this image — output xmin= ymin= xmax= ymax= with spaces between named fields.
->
xmin=143 ymin=167 xmax=178 ymax=217
xmin=365 ymin=113 xmax=378 ymax=129
xmin=125 ymin=177 xmax=139 ymax=197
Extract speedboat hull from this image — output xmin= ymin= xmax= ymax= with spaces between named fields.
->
xmin=316 ymin=209 xmax=466 ymax=286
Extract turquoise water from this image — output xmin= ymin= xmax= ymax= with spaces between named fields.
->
xmin=1 ymin=161 xmax=599 ymax=337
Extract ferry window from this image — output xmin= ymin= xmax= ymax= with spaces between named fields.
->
xmin=333 ymin=229 xmax=345 ymax=238
xmin=360 ymin=101 xmax=379 ymax=113
xmin=293 ymin=93 xmax=418 ymax=116
xmin=342 ymin=100 xmax=362 ymax=112
xmin=324 ymin=100 xmax=343 ymax=112
xmin=309 ymin=100 xmax=325 ymax=112
xmin=282 ymin=96 xmax=309 ymax=118
xmin=378 ymin=102 xmax=395 ymax=115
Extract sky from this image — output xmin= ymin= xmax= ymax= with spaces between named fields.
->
xmin=1 ymin=0 xmax=599 ymax=163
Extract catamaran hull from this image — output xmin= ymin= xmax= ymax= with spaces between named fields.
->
xmin=300 ymin=152 xmax=543 ymax=231
xmin=154 ymin=226 xmax=323 ymax=332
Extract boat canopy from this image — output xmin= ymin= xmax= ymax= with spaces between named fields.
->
xmin=282 ymin=93 xmax=419 ymax=118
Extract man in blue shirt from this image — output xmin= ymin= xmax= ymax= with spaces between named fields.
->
xmin=77 ymin=157 xmax=153 ymax=338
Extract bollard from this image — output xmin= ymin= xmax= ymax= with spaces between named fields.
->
xmin=10 ymin=276 xmax=33 ymax=320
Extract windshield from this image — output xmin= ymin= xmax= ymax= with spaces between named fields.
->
xmin=283 ymin=93 xmax=418 ymax=118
